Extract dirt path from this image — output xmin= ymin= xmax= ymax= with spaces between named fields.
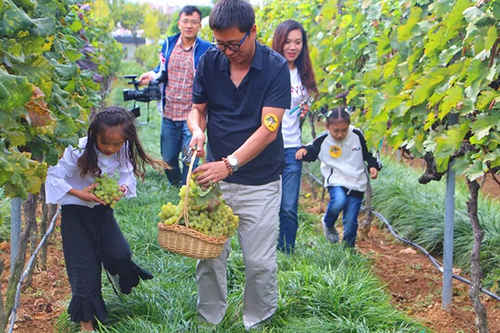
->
xmin=357 ymin=225 xmax=500 ymax=333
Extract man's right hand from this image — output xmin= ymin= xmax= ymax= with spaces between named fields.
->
xmin=138 ymin=71 xmax=154 ymax=86
xmin=190 ymin=128 xmax=206 ymax=158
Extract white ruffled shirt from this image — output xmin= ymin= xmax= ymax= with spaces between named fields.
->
xmin=282 ymin=67 xmax=308 ymax=148
xmin=45 ymin=137 xmax=137 ymax=208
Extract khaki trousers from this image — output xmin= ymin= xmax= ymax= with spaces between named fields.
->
xmin=196 ymin=179 xmax=281 ymax=330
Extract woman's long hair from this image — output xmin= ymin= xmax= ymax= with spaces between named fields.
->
xmin=272 ymin=19 xmax=318 ymax=95
xmin=78 ymin=106 xmax=167 ymax=178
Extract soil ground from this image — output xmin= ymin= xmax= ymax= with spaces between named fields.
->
xmin=2 ymin=167 xmax=499 ymax=333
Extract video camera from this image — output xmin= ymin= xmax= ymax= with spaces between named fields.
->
xmin=122 ymin=74 xmax=162 ymax=121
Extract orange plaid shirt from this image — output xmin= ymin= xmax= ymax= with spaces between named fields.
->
xmin=163 ymin=39 xmax=195 ymax=121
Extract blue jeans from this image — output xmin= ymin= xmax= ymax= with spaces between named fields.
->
xmin=324 ymin=186 xmax=363 ymax=247
xmin=160 ymin=118 xmax=196 ymax=186
xmin=278 ymin=147 xmax=302 ymax=253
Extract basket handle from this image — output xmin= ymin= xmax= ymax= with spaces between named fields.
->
xmin=178 ymin=146 xmax=198 ymax=227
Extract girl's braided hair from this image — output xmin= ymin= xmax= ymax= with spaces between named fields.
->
xmin=326 ymin=107 xmax=350 ymax=126
xmin=78 ymin=106 xmax=167 ymax=178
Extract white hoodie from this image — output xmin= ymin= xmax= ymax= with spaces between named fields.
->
xmin=301 ymin=126 xmax=381 ymax=193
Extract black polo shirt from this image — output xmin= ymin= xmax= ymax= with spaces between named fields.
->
xmin=193 ymin=42 xmax=291 ymax=185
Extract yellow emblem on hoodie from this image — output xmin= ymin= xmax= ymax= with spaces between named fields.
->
xmin=329 ymin=145 xmax=342 ymax=158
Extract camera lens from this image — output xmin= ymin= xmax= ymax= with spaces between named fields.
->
xmin=123 ymin=89 xmax=137 ymax=101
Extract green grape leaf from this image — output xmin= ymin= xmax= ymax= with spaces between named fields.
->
xmin=476 ymin=89 xmax=497 ymax=110
xmin=438 ymin=45 xmax=461 ymax=67
xmin=398 ymin=7 xmax=422 ymax=42
xmin=413 ymin=73 xmax=445 ymax=106
xmin=484 ymin=26 xmax=497 ymax=51
xmin=464 ymin=160 xmax=484 ymax=181
xmin=383 ymin=55 xmax=399 ymax=79
xmin=491 ymin=1 xmax=500 ymax=20
xmin=69 ymin=19 xmax=82 ymax=32
xmin=463 ymin=6 xmax=485 ymax=24
xmin=439 ymin=85 xmax=463 ymax=120
xmin=340 ymin=14 xmax=352 ymax=29
xmin=0 ymin=0 xmax=33 ymax=37
xmin=0 ymin=69 xmax=31 ymax=111
xmin=434 ymin=123 xmax=468 ymax=160
xmin=32 ymin=17 xmax=55 ymax=37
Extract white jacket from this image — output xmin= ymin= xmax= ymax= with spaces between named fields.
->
xmin=301 ymin=126 xmax=381 ymax=193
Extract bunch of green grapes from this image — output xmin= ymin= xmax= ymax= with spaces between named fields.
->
xmin=159 ymin=202 xmax=179 ymax=225
xmin=92 ymin=174 xmax=122 ymax=208
xmin=158 ymin=178 xmax=239 ymax=238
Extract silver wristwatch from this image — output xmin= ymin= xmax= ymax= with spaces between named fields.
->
xmin=227 ymin=155 xmax=239 ymax=173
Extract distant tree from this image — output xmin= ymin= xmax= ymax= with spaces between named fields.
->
xmin=109 ymin=0 xmax=125 ymax=14
xmin=118 ymin=3 xmax=145 ymax=46
xmin=92 ymin=0 xmax=114 ymax=29
xmin=143 ymin=7 xmax=160 ymax=41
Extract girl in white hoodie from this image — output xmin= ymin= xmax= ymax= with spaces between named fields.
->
xmin=296 ymin=108 xmax=381 ymax=247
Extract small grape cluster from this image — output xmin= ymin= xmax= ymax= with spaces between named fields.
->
xmin=92 ymin=174 xmax=122 ymax=208
xmin=159 ymin=178 xmax=239 ymax=238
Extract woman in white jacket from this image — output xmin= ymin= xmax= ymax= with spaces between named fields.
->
xmin=272 ymin=20 xmax=318 ymax=254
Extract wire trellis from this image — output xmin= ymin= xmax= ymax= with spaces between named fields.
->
xmin=8 ymin=206 xmax=61 ymax=333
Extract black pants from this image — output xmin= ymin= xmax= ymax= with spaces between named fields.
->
xmin=61 ymin=205 xmax=153 ymax=323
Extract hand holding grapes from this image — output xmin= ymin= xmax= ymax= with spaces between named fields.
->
xmin=69 ymin=184 xmax=107 ymax=205
xmin=90 ymin=174 xmax=123 ymax=208
xmin=194 ymin=161 xmax=230 ymax=187
xmin=119 ymin=185 xmax=128 ymax=196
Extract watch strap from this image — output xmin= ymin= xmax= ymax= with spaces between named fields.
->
xmin=222 ymin=157 xmax=233 ymax=175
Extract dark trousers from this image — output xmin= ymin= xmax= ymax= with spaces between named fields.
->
xmin=160 ymin=117 xmax=198 ymax=186
xmin=61 ymin=205 xmax=152 ymax=323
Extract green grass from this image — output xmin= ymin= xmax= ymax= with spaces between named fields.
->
xmin=55 ymin=110 xmax=427 ymax=332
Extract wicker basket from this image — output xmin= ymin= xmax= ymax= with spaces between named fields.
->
xmin=157 ymin=148 xmax=227 ymax=259
xmin=157 ymin=223 xmax=227 ymax=259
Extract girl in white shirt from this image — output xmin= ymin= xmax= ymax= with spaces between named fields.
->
xmin=272 ymin=20 xmax=318 ymax=254
xmin=45 ymin=106 xmax=166 ymax=332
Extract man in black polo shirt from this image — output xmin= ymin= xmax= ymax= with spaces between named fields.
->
xmin=187 ymin=0 xmax=290 ymax=329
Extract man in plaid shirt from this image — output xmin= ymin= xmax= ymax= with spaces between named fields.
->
xmin=139 ymin=5 xmax=212 ymax=186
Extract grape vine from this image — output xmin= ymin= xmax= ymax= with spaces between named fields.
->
xmin=0 ymin=0 xmax=122 ymax=199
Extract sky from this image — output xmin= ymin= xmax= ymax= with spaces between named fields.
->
xmin=131 ymin=0 xmax=212 ymax=7
xmin=131 ymin=0 xmax=263 ymax=8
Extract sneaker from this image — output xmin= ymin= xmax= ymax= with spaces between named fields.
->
xmin=322 ymin=217 xmax=339 ymax=243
